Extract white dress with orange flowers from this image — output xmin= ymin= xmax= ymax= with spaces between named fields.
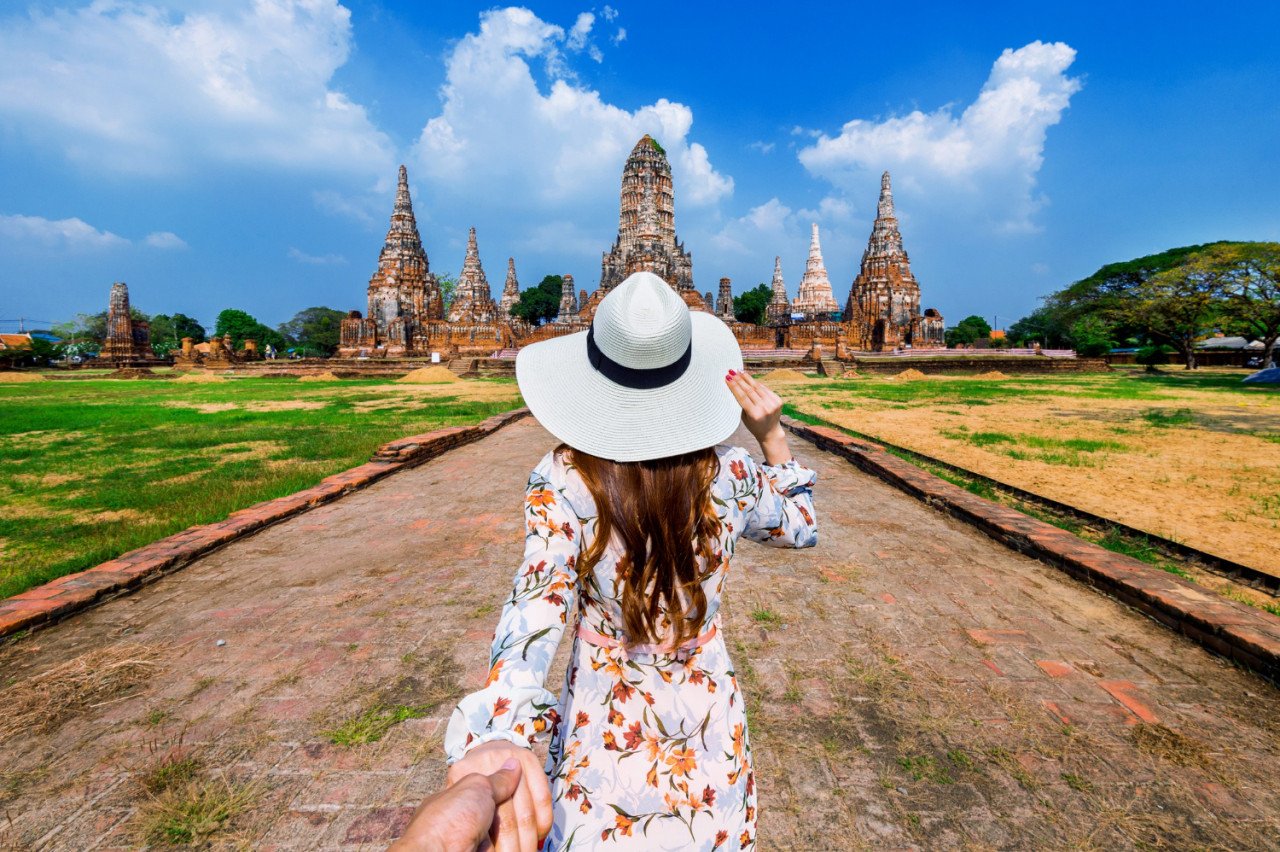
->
xmin=444 ymin=445 xmax=818 ymax=851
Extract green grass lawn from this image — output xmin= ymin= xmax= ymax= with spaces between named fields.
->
xmin=0 ymin=376 xmax=522 ymax=598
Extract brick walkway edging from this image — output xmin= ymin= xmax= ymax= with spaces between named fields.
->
xmin=781 ymin=415 xmax=1280 ymax=685
xmin=0 ymin=408 xmax=531 ymax=639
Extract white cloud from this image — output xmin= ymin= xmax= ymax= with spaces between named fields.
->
xmin=288 ymin=247 xmax=347 ymax=264
xmin=798 ymin=41 xmax=1082 ymax=231
xmin=144 ymin=231 xmax=188 ymax=249
xmin=612 ymin=27 xmax=626 ymax=45
xmin=412 ymin=7 xmax=732 ymax=222
xmin=1032 ymin=262 xmax=1050 ymax=275
xmin=0 ymin=213 xmax=128 ymax=249
xmin=747 ymin=141 xmax=775 ymax=154
xmin=0 ymin=0 xmax=394 ymax=177
xmin=601 ymin=6 xmax=618 ymax=22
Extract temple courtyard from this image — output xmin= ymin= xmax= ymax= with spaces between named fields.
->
xmin=1 ymin=399 xmax=1279 ymax=850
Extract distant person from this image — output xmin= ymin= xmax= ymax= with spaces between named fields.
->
xmin=426 ymin=271 xmax=818 ymax=851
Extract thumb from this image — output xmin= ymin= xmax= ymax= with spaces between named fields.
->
xmin=486 ymin=758 xmax=523 ymax=804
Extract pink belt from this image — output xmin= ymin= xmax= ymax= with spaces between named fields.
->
xmin=576 ymin=616 xmax=720 ymax=663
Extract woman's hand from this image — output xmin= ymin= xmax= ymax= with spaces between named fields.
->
xmin=726 ymin=370 xmax=792 ymax=465
xmin=446 ymin=740 xmax=551 ymax=852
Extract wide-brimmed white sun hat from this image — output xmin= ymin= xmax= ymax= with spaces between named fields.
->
xmin=516 ymin=271 xmax=744 ymax=462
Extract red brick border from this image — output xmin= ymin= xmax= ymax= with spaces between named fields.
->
xmin=781 ymin=415 xmax=1280 ymax=685
xmin=0 ymin=408 xmax=530 ymax=639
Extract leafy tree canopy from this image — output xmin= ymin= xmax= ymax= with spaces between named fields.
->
xmin=278 ymin=306 xmax=347 ymax=356
xmin=944 ymin=314 xmax=992 ymax=347
xmin=511 ymin=275 xmax=563 ymax=325
xmin=214 ymin=308 xmax=286 ymax=351
xmin=733 ymin=284 xmax=771 ymax=325
xmin=436 ymin=273 xmax=458 ymax=313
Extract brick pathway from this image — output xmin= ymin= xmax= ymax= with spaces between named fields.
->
xmin=1 ymin=417 xmax=1277 ymax=850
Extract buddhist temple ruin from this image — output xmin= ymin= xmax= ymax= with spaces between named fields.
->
xmin=765 ymin=257 xmax=791 ymax=324
xmin=596 ymin=135 xmax=705 ymax=313
xmin=792 ymin=225 xmax=840 ymax=320
xmin=499 ymin=258 xmax=520 ymax=318
xmin=87 ymin=282 xmax=164 ymax=367
xmin=334 ymin=149 xmax=942 ymax=362
xmin=843 ymin=172 xmax=945 ymax=349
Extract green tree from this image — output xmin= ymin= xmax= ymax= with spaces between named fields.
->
xmin=1118 ymin=258 xmax=1225 ymax=370
xmin=732 ymin=284 xmax=772 ymax=325
xmin=511 ymin=275 xmax=563 ymax=325
xmin=944 ymin=315 xmax=992 ymax=347
xmin=278 ymin=306 xmax=347 ymax=356
xmin=214 ymin=309 xmax=286 ymax=351
xmin=1201 ymin=242 xmax=1280 ymax=369
xmin=436 ymin=273 xmax=458 ymax=314
xmin=1068 ymin=314 xmax=1115 ymax=357
xmin=51 ymin=308 xmax=146 ymax=349
xmin=1007 ymin=306 xmax=1071 ymax=347
xmin=171 ymin=313 xmax=207 ymax=344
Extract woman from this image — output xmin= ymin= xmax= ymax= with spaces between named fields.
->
xmin=444 ymin=271 xmax=817 ymax=851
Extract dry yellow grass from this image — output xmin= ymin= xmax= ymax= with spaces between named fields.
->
xmin=892 ymin=368 xmax=929 ymax=381
xmin=298 ymin=371 xmax=342 ymax=382
xmin=786 ymin=371 xmax=1280 ymax=574
xmin=173 ymin=372 xmax=226 ymax=383
xmin=0 ymin=372 xmax=46 ymax=383
xmin=0 ymin=643 xmax=165 ymax=743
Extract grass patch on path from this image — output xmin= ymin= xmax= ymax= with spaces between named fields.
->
xmin=0 ymin=376 xmax=521 ymax=598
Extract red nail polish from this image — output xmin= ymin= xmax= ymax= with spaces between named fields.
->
xmin=728 ymin=369 xmax=737 ymax=376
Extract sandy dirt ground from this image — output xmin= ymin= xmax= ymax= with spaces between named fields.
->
xmin=784 ymin=372 xmax=1280 ymax=576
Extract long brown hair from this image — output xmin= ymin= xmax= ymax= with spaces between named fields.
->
xmin=564 ymin=444 xmax=722 ymax=649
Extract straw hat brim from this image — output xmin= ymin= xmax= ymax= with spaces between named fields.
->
xmin=516 ymin=311 xmax=745 ymax=462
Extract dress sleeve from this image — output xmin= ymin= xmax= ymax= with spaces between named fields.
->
xmin=443 ymin=451 xmax=581 ymax=764
xmin=740 ymin=451 xmax=818 ymax=548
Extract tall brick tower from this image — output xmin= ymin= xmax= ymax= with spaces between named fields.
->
xmin=93 ymin=281 xmax=159 ymax=365
xmin=596 ymin=135 xmax=704 ymax=313
xmin=367 ymin=165 xmax=440 ymax=331
xmin=499 ymin=258 xmax=520 ymax=319
xmin=845 ymin=171 xmax=943 ymax=349
xmin=448 ymin=228 xmax=499 ymax=323
xmin=765 ymin=255 xmax=791 ymax=324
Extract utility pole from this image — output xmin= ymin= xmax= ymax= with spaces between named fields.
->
xmin=18 ymin=316 xmax=24 ymax=333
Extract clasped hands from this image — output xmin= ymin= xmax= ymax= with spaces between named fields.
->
xmin=388 ymin=740 xmax=551 ymax=852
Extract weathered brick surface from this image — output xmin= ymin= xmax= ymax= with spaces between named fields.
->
xmin=0 ymin=409 xmax=529 ymax=639
xmin=782 ymin=415 xmax=1280 ymax=684
xmin=1 ymin=416 xmax=1278 ymax=850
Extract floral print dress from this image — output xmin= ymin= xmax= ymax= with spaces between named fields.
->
xmin=444 ymin=445 xmax=817 ymax=851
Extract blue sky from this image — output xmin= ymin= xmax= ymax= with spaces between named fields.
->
xmin=1 ymin=0 xmax=1278 ymax=334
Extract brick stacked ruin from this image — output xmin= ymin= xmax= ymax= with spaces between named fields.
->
xmin=499 ymin=258 xmax=521 ymax=320
xmin=87 ymin=282 xmax=164 ymax=367
xmin=595 ymin=135 xmax=706 ymax=314
xmin=335 ymin=146 xmax=942 ymax=360
xmin=843 ymin=172 xmax=945 ymax=349
xmin=765 ymin=256 xmax=791 ymax=325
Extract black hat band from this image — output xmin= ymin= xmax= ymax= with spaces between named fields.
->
xmin=586 ymin=322 xmax=693 ymax=389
